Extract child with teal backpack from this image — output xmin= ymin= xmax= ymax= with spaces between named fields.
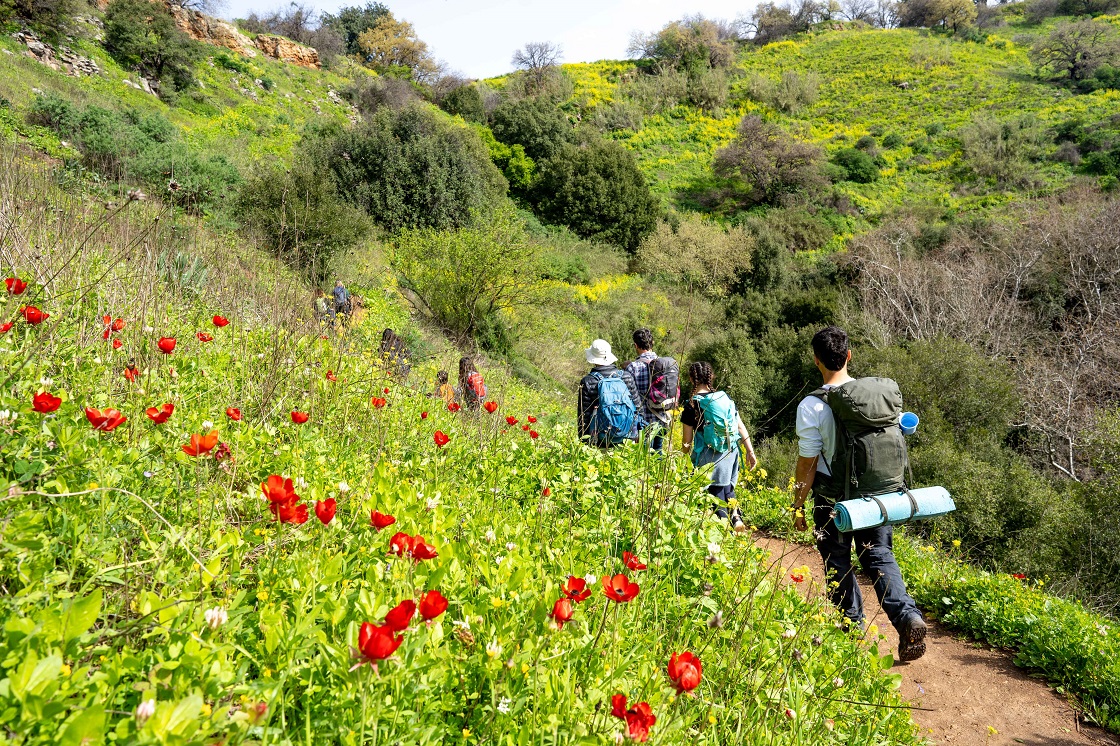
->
xmin=680 ymin=361 xmax=758 ymax=532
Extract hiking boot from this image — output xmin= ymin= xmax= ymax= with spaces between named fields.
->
xmin=730 ymin=509 xmax=747 ymax=534
xmin=898 ymin=615 xmax=928 ymax=662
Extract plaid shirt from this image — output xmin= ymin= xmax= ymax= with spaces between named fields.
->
xmin=625 ymin=351 xmax=659 ymax=424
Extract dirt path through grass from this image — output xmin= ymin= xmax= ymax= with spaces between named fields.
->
xmin=755 ymin=534 xmax=1120 ymax=746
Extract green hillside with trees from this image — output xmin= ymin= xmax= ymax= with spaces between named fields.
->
xmin=3 ymin=0 xmax=1120 ymax=741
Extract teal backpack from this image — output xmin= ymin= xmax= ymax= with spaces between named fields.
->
xmin=693 ymin=391 xmax=740 ymax=452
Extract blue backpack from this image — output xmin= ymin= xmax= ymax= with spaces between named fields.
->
xmin=694 ymin=391 xmax=740 ymax=452
xmin=589 ymin=372 xmax=636 ymax=446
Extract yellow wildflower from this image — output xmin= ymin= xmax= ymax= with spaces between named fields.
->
xmin=60 ymin=663 xmax=71 ymax=676
xmin=201 ymin=703 xmax=212 ymax=716
xmin=952 ymin=539 xmax=961 ymax=548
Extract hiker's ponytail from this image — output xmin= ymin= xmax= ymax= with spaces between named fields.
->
xmin=689 ymin=361 xmax=715 ymax=389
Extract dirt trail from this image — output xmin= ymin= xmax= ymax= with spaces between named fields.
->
xmin=755 ymin=535 xmax=1120 ymax=746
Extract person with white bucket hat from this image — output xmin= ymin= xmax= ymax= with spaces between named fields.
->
xmin=577 ymin=339 xmax=645 ymax=448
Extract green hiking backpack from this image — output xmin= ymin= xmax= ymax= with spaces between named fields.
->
xmin=813 ymin=377 xmax=910 ymax=501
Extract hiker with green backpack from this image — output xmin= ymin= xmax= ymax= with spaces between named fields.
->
xmin=790 ymin=326 xmax=928 ymax=662
xmin=680 ymin=361 xmax=758 ymax=533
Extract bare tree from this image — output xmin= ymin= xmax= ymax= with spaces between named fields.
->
xmin=1030 ymin=19 xmax=1118 ymax=81
xmin=511 ymin=41 xmax=563 ymax=96
xmin=841 ymin=0 xmax=877 ymax=22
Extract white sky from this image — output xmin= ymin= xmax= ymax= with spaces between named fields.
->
xmin=222 ymin=0 xmax=756 ymax=78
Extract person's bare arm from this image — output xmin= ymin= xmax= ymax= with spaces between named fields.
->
xmin=681 ymin=424 xmax=694 ymax=451
xmin=738 ymin=419 xmax=758 ymax=470
xmin=792 ymin=455 xmax=818 ymax=532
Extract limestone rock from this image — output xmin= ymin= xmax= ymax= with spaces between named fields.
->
xmin=253 ymin=35 xmax=320 ymax=69
xmin=167 ymin=4 xmax=258 ymax=57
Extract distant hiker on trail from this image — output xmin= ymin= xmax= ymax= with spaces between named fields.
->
xmin=680 ymin=361 xmax=757 ymax=533
xmin=314 ymin=289 xmax=333 ymax=324
xmin=577 ymin=339 xmax=644 ymax=448
xmin=457 ymin=356 xmax=487 ymax=412
xmin=624 ymin=328 xmax=679 ymax=452
xmin=433 ymin=370 xmax=455 ymax=406
xmin=332 ymin=280 xmax=352 ymax=319
xmin=378 ymin=328 xmax=410 ymax=378
xmin=791 ymin=325 xmax=928 ymax=662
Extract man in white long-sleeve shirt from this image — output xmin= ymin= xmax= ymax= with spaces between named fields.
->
xmin=790 ymin=326 xmax=927 ymax=662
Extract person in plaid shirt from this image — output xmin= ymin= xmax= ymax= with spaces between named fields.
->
xmin=625 ymin=328 xmax=668 ymax=452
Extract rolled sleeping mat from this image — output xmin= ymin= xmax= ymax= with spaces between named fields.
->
xmin=832 ymin=486 xmax=956 ymax=533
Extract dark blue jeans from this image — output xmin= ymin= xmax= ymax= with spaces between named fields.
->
xmin=813 ymin=494 xmax=921 ymax=632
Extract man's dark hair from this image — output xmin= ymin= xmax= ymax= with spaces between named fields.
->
xmin=633 ymin=328 xmax=654 ymax=351
xmin=811 ymin=326 xmax=850 ymax=371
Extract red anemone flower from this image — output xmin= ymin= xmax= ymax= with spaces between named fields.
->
xmin=85 ymin=407 xmax=127 ymax=432
xmin=197 ymin=332 xmax=214 ymax=343
xmin=182 ymin=430 xmax=219 ymax=456
xmin=226 ymin=407 xmax=241 ymax=421
xmin=1011 ymin=573 xmax=1027 ymax=580
xmin=112 ymin=338 xmax=123 ymax=349
xmin=623 ymin=551 xmax=647 ymax=571
xmin=542 ymin=487 xmax=551 ymax=497
xmin=447 ymin=402 xmax=461 ymax=413
xmin=326 ymin=370 xmax=337 ymax=382
xmin=291 ymin=411 xmax=309 ymax=424
xmin=433 ymin=430 xmax=450 ymax=447
xmin=157 ymin=337 xmax=176 ymax=354
xmin=383 ymin=387 xmax=390 ymax=394
xmin=32 ymin=391 xmax=62 ymax=413
xmin=212 ymin=315 xmax=230 ymax=327
xmin=611 ymin=695 xmax=656 ymax=743
xmin=315 ymin=498 xmax=336 ymax=525
xmin=384 ymin=599 xmax=417 ymax=632
xmin=529 ymin=430 xmax=539 ymax=439
xmin=1 ymin=322 xmax=12 ymax=334
xmin=358 ymin=622 xmax=403 ymax=662
xmin=387 ymin=531 xmax=413 ymax=556
xmin=273 ymin=500 xmax=309 ymax=524
xmin=790 ymin=571 xmax=805 ymax=583
xmin=21 ymin=306 xmax=48 ymax=325
xmin=527 ymin=415 xmax=537 ymax=424
xmin=421 ymin=411 xmax=428 ymax=419
xmin=5 ymin=277 xmax=27 ymax=295
xmin=371 ymin=397 xmax=387 ymax=409
xmin=484 ymin=401 xmax=498 ymax=414
xmin=261 ymin=475 xmax=298 ymax=506
xmin=145 ymin=402 xmax=174 ymax=424
xmin=666 ymin=651 xmax=703 ymax=694
xmin=411 ymin=535 xmax=438 ymax=561
xmin=522 ymin=425 xmax=530 ymax=431
xmin=561 ymin=576 xmax=592 ymax=603
xmin=505 ymin=416 xmax=518 ymax=426
xmin=419 ymin=590 xmax=448 ymax=621
xmin=602 ymin=573 xmax=640 ymax=603
xmin=123 ymin=365 xmax=140 ymax=382
xmin=550 ymin=597 xmax=574 ymax=628
xmin=112 ymin=318 xmax=125 ymax=332
xmin=371 ymin=510 xmax=397 ymax=531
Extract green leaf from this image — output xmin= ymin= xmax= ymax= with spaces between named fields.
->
xmin=59 ymin=705 xmax=106 ymax=746
xmin=62 ymin=589 xmax=102 ymax=644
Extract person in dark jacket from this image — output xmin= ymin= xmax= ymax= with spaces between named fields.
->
xmin=577 ymin=339 xmax=644 ymax=446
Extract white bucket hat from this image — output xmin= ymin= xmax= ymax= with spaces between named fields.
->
xmin=585 ymin=339 xmax=617 ymax=366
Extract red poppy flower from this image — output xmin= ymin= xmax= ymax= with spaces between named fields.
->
xmin=123 ymin=365 xmax=140 ymax=382
xmin=326 ymin=370 xmax=337 ymax=382
xmin=484 ymin=401 xmax=498 ymax=414
xmin=384 ymin=599 xmax=416 ymax=632
xmin=315 ymin=498 xmax=336 ymax=525
xmin=505 ymin=416 xmax=518 ymax=426
xmin=387 ymin=530 xmax=412 ymax=556
xmin=421 ymin=411 xmax=428 ymax=419
xmin=196 ymin=332 xmax=214 ymax=343
xmin=21 ymin=306 xmax=48 ymax=325
xmin=5 ymin=277 xmax=27 ymax=295
xmin=550 ymin=597 xmax=574 ymax=628
xmin=182 ymin=430 xmax=219 ymax=456
xmin=529 ymin=431 xmax=539 ymax=439
xmin=112 ymin=338 xmax=122 ymax=349
xmin=370 ymin=397 xmax=387 ymax=409
xmin=411 ymin=535 xmax=438 ymax=561
xmin=522 ymin=425 xmax=530 ymax=431
xmin=790 ymin=571 xmax=805 ymax=583
xmin=291 ymin=411 xmax=309 ymax=424
xmin=32 ymin=391 xmax=62 ymax=413
xmin=101 ymin=316 xmax=124 ymax=339
xmin=623 ymin=551 xmax=647 ymax=571
xmin=371 ymin=510 xmax=397 ymax=531
xmin=85 ymin=406 xmax=127 ymax=432
xmin=273 ymin=500 xmax=309 ymax=524
xmin=447 ymin=402 xmax=461 ymax=413
xmin=0 ymin=322 xmax=12 ymax=334
xmin=611 ymin=695 xmax=656 ymax=743
xmin=145 ymin=402 xmax=174 ymax=424
xmin=112 ymin=318 xmax=125 ymax=332
xmin=602 ymin=573 xmax=640 ymax=603
xmin=433 ymin=430 xmax=449 ymax=447
xmin=1011 ymin=573 xmax=1027 ymax=580
xmin=157 ymin=337 xmax=176 ymax=354
xmin=261 ymin=475 xmax=298 ymax=506
xmin=226 ymin=407 xmax=241 ymax=421
xmin=358 ymin=622 xmax=403 ymax=661
xmin=102 ymin=326 xmax=111 ymax=340
xmin=666 ymin=651 xmax=702 ymax=693
xmin=542 ymin=487 xmax=551 ymax=497
xmin=527 ymin=415 xmax=537 ymax=424
xmin=419 ymin=590 xmax=448 ymax=621
xmin=561 ymin=576 xmax=592 ymax=603
xmin=212 ymin=315 xmax=230 ymax=327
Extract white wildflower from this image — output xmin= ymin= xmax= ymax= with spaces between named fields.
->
xmin=484 ymin=529 xmax=496 ymax=543
xmin=202 ymin=420 xmax=214 ymax=430
xmin=832 ymin=677 xmax=844 ymax=688
xmin=136 ymin=698 xmax=156 ymax=722
xmin=707 ymin=541 xmax=721 ymax=556
xmin=505 ymin=542 xmax=516 ymax=552
xmin=497 ymin=697 xmax=511 ymax=714
xmin=584 ymin=572 xmax=598 ymax=586
xmin=486 ymin=641 xmax=502 ymax=658
xmin=204 ymin=607 xmax=228 ymax=630
xmin=425 ymin=496 xmax=440 ymax=511
xmin=338 ymin=481 xmax=350 ymax=493
xmin=452 ymin=619 xmax=471 ymax=631
xmin=495 ymin=555 xmax=505 ymax=566
xmin=782 ymin=629 xmax=797 ymax=640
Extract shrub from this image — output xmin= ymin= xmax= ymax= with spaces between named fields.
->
xmin=746 ymin=71 xmax=821 ymax=114
xmin=712 ymin=115 xmax=828 ymax=208
xmin=104 ymin=0 xmax=201 ymax=96
xmin=627 ymin=15 xmax=739 ymax=74
xmin=882 ymin=132 xmax=904 ymax=149
xmin=623 ymin=68 xmax=689 ymax=115
xmin=685 ymin=67 xmax=729 ymax=115
xmin=635 ymin=215 xmax=754 ymax=297
xmin=326 ymin=105 xmax=508 ymax=232
xmin=1030 ymin=19 xmax=1118 ymax=81
xmin=320 ymin=1 xmax=390 ymax=57
xmin=590 ymin=100 xmax=644 ymax=133
xmin=440 ymin=83 xmax=486 ymax=124
xmin=0 ymin=0 xmax=73 ymax=39
xmin=958 ymin=114 xmax=1047 ymax=187
xmin=532 ymin=139 xmax=659 ymax=253
xmin=26 ymin=93 xmax=78 ymax=134
xmin=473 ymin=124 xmax=535 ymax=196
xmin=689 ymin=328 xmax=767 ymax=427
xmin=831 ymin=147 xmax=879 ymax=183
xmin=237 ymin=154 xmax=369 ymax=281
xmin=489 ymin=98 xmax=577 ymax=162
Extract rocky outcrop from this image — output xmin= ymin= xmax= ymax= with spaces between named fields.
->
xmin=14 ymin=31 xmax=101 ymax=77
xmin=165 ymin=4 xmax=320 ymax=69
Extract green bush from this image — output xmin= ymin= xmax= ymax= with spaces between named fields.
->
xmin=831 ymin=147 xmax=879 ymax=183
xmin=533 ymin=139 xmax=659 ymax=253
xmin=0 ymin=0 xmax=72 ymax=39
xmin=489 ymin=98 xmax=577 ymax=162
xmin=104 ymin=0 xmax=201 ymax=97
xmin=746 ymin=71 xmax=821 ymax=114
xmin=881 ymin=133 xmax=904 ymax=149
xmin=689 ymin=327 xmax=767 ymax=427
xmin=440 ymin=83 xmax=486 ymax=124
xmin=957 ymin=114 xmax=1047 ymax=187
xmin=473 ymin=124 xmax=536 ymax=196
xmin=326 ymin=105 xmax=508 ymax=232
